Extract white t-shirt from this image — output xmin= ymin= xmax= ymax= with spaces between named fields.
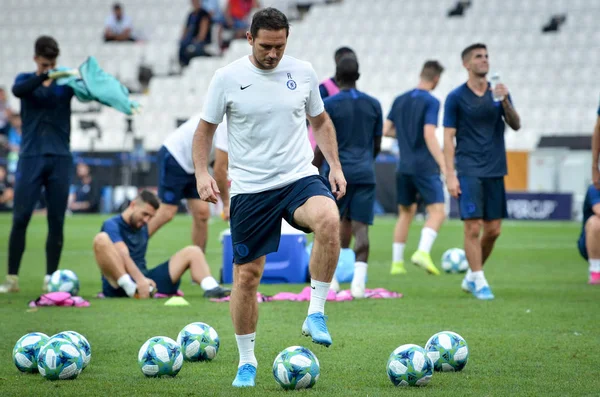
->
xmin=201 ymin=55 xmax=324 ymax=196
xmin=163 ymin=114 xmax=228 ymax=174
xmin=104 ymin=14 xmax=133 ymax=35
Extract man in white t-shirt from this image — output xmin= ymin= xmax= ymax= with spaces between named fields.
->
xmin=192 ymin=7 xmax=346 ymax=388
xmin=148 ymin=115 xmax=228 ymax=252
xmin=104 ymin=3 xmax=136 ymax=42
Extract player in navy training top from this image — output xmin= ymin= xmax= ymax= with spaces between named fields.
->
xmin=443 ymin=43 xmax=521 ymax=300
xmin=0 ymin=36 xmax=75 ymax=294
xmin=577 ymin=185 xmax=600 ymax=285
xmin=318 ymin=46 xmax=356 ymax=100
xmin=384 ymin=60 xmax=446 ymax=277
xmin=93 ymin=190 xmax=230 ymax=299
xmin=319 ymin=56 xmax=382 ymax=298
xmin=591 ymin=99 xmax=600 ymax=189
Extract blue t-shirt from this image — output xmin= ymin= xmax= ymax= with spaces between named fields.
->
xmin=13 ymin=73 xmax=73 ymax=157
xmin=388 ymin=89 xmax=440 ymax=175
xmin=101 ymin=215 xmax=149 ymax=272
xmin=580 ymin=185 xmax=600 ymax=240
xmin=323 ymin=88 xmax=383 ymax=184
xmin=443 ymin=83 xmax=512 ymax=177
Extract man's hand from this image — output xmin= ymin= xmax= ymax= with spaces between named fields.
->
xmin=196 ymin=172 xmax=220 ymax=204
xmin=593 ymin=166 xmax=600 ymax=190
xmin=48 ymin=69 xmax=79 ymax=80
xmin=493 ymin=83 xmax=509 ymax=101
xmin=328 ymin=166 xmax=347 ymax=200
xmin=222 ymin=204 xmax=230 ymax=221
xmin=446 ymin=174 xmax=461 ymax=199
xmin=135 ymin=278 xmax=156 ymax=299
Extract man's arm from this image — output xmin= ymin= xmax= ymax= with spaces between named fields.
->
xmin=113 ymin=242 xmax=146 ymax=283
xmin=592 ymin=115 xmax=600 ymax=188
xmin=192 ymin=119 xmax=220 ymax=203
xmin=383 ymin=120 xmax=396 ymax=138
xmin=0 ymin=187 xmax=14 ymax=204
xmin=213 ymin=148 xmax=230 ymax=219
xmin=424 ymin=125 xmax=446 ymax=175
xmin=443 ymin=127 xmax=460 ymax=198
xmin=196 ymin=14 xmax=210 ymax=42
xmin=501 ymin=97 xmax=521 ymax=131
xmin=12 ymin=74 xmax=49 ymax=98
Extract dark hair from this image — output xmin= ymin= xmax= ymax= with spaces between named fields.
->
xmin=335 ymin=56 xmax=360 ymax=85
xmin=250 ymin=7 xmax=290 ymax=38
xmin=421 ymin=60 xmax=444 ymax=81
xmin=113 ymin=2 xmax=122 ymax=10
xmin=461 ymin=43 xmax=487 ymax=60
xmin=334 ymin=46 xmax=355 ymax=63
xmin=35 ymin=36 xmax=60 ymax=59
xmin=137 ymin=189 xmax=160 ymax=210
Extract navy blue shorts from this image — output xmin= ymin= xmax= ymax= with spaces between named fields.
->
xmin=230 ymin=175 xmax=335 ymax=264
xmin=336 ymin=184 xmax=375 ymax=225
xmin=157 ymin=146 xmax=199 ymax=205
xmin=396 ymin=173 xmax=444 ymax=206
xmin=102 ymin=260 xmax=181 ymax=297
xmin=458 ymin=176 xmax=507 ymax=220
xmin=578 ymin=233 xmax=587 ymax=260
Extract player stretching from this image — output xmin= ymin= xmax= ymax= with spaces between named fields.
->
xmin=147 ymin=115 xmax=229 ymax=249
xmin=583 ymin=99 xmax=600 ymax=285
xmin=385 ymin=61 xmax=446 ymax=276
xmin=193 ymin=8 xmax=346 ymax=387
xmin=443 ymin=43 xmax=521 ymax=300
xmin=0 ymin=36 xmax=78 ymax=293
xmin=320 ymin=56 xmax=382 ymax=298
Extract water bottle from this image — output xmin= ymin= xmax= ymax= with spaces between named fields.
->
xmin=490 ymin=72 xmax=504 ymax=102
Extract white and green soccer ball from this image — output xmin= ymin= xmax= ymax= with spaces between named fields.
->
xmin=441 ymin=248 xmax=469 ymax=273
xmin=387 ymin=344 xmax=433 ymax=387
xmin=37 ymin=338 xmax=83 ymax=380
xmin=52 ymin=331 xmax=91 ymax=369
xmin=425 ymin=331 xmax=469 ymax=372
xmin=12 ymin=332 xmax=49 ymax=373
xmin=138 ymin=336 xmax=183 ymax=377
xmin=48 ymin=269 xmax=80 ymax=295
xmin=272 ymin=346 xmax=320 ymax=390
xmin=176 ymin=322 xmax=220 ymax=362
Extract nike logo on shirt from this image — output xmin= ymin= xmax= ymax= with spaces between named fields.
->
xmin=240 ymin=84 xmax=252 ymax=90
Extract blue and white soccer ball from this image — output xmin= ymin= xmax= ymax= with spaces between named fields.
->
xmin=441 ymin=248 xmax=469 ymax=273
xmin=272 ymin=346 xmax=320 ymax=390
xmin=12 ymin=332 xmax=49 ymax=373
xmin=48 ymin=269 xmax=80 ymax=295
xmin=387 ymin=344 xmax=433 ymax=387
xmin=176 ymin=322 xmax=220 ymax=362
xmin=138 ymin=336 xmax=183 ymax=377
xmin=37 ymin=338 xmax=83 ymax=380
xmin=52 ymin=331 xmax=91 ymax=369
xmin=425 ymin=331 xmax=469 ymax=372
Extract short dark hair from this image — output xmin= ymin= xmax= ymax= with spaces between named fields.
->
xmin=137 ymin=189 xmax=160 ymax=210
xmin=421 ymin=60 xmax=444 ymax=81
xmin=335 ymin=56 xmax=360 ymax=85
xmin=35 ymin=36 xmax=60 ymax=59
xmin=113 ymin=2 xmax=122 ymax=10
xmin=461 ymin=43 xmax=487 ymax=61
xmin=250 ymin=7 xmax=290 ymax=38
xmin=334 ymin=46 xmax=355 ymax=64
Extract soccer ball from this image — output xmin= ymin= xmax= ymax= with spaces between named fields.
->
xmin=52 ymin=331 xmax=91 ymax=369
xmin=272 ymin=346 xmax=320 ymax=390
xmin=387 ymin=344 xmax=433 ymax=387
xmin=12 ymin=332 xmax=49 ymax=373
xmin=441 ymin=248 xmax=469 ymax=273
xmin=48 ymin=269 xmax=80 ymax=295
xmin=425 ymin=331 xmax=469 ymax=372
xmin=37 ymin=338 xmax=83 ymax=380
xmin=138 ymin=336 xmax=183 ymax=377
xmin=176 ymin=322 xmax=220 ymax=362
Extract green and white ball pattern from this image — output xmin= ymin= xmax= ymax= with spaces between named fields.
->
xmin=48 ymin=269 xmax=80 ymax=295
xmin=176 ymin=322 xmax=220 ymax=362
xmin=387 ymin=344 xmax=433 ymax=386
xmin=37 ymin=338 xmax=83 ymax=380
xmin=441 ymin=248 xmax=469 ymax=273
xmin=52 ymin=331 xmax=92 ymax=369
xmin=425 ymin=331 xmax=469 ymax=372
xmin=138 ymin=336 xmax=183 ymax=377
xmin=272 ymin=346 xmax=320 ymax=390
xmin=12 ymin=332 xmax=49 ymax=373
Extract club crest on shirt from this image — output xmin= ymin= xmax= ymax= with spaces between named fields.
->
xmin=286 ymin=79 xmax=297 ymax=90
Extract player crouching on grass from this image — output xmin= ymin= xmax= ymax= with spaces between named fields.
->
xmin=92 ymin=190 xmax=230 ymax=299
xmin=577 ymin=184 xmax=600 ymax=285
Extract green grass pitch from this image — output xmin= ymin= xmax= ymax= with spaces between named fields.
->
xmin=0 ymin=214 xmax=599 ymax=396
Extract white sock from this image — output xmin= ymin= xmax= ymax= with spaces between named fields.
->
xmin=589 ymin=259 xmax=600 ymax=273
xmin=235 ymin=333 xmax=257 ymax=368
xmin=117 ymin=274 xmax=137 ymax=297
xmin=471 ymin=270 xmax=488 ymax=291
xmin=417 ymin=227 xmax=438 ymax=254
xmin=392 ymin=243 xmax=405 ymax=262
xmin=200 ymin=276 xmax=219 ymax=291
xmin=352 ymin=262 xmax=368 ymax=285
xmin=308 ymin=279 xmax=330 ymax=315
xmin=465 ymin=268 xmax=474 ymax=281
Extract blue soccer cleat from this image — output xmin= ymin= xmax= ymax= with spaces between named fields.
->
xmin=232 ymin=364 xmax=257 ymax=387
xmin=461 ymin=278 xmax=475 ymax=293
xmin=301 ymin=313 xmax=332 ymax=347
xmin=472 ymin=285 xmax=495 ymax=300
